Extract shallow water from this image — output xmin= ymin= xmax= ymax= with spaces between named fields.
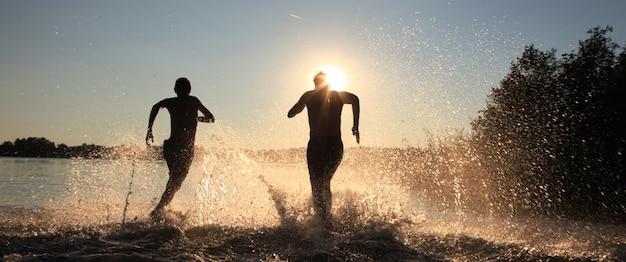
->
xmin=1 ymin=156 xmax=624 ymax=261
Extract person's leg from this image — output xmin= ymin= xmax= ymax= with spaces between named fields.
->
xmin=151 ymin=141 xmax=193 ymax=219
xmin=152 ymin=165 xmax=187 ymax=213
xmin=319 ymin=139 xmax=343 ymax=223
xmin=307 ymin=138 xmax=343 ymax=225
xmin=307 ymin=139 xmax=326 ymax=220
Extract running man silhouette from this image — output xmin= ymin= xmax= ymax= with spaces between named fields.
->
xmin=146 ymin=77 xmax=214 ymax=220
xmin=288 ymin=72 xmax=360 ymax=227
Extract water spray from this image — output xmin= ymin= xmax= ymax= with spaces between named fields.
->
xmin=257 ymin=175 xmax=288 ymax=221
xmin=121 ymin=156 xmax=136 ymax=230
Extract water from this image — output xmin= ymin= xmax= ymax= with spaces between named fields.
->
xmin=1 ymin=155 xmax=624 ymax=261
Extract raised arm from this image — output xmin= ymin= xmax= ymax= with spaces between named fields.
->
xmin=196 ymin=98 xmax=215 ymax=123
xmin=288 ymin=92 xmax=310 ymax=118
xmin=339 ymin=92 xmax=360 ymax=143
xmin=146 ymin=101 xmax=164 ymax=145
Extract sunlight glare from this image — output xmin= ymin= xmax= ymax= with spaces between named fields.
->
xmin=318 ymin=65 xmax=349 ymax=91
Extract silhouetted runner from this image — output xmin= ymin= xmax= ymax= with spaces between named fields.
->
xmin=146 ymin=77 xmax=214 ymax=221
xmin=288 ymin=72 xmax=360 ymax=228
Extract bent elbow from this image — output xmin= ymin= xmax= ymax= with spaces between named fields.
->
xmin=352 ymin=95 xmax=360 ymax=105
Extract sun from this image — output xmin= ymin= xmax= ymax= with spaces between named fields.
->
xmin=318 ymin=65 xmax=349 ymax=91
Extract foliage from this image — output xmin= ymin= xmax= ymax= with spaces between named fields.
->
xmin=0 ymin=137 xmax=161 ymax=160
xmin=471 ymin=26 xmax=626 ymax=221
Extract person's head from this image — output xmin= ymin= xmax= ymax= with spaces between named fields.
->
xmin=174 ymin=77 xmax=192 ymax=96
xmin=313 ymin=72 xmax=329 ymax=89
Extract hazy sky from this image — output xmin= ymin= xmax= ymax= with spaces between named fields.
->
xmin=1 ymin=1 xmax=625 ymax=149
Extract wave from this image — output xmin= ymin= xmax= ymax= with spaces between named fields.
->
xmin=1 ymin=203 xmax=622 ymax=261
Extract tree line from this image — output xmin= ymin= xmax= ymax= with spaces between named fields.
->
xmin=0 ymin=137 xmax=306 ymax=163
xmin=471 ymin=26 xmax=626 ymax=221
xmin=0 ymin=137 xmax=160 ymax=160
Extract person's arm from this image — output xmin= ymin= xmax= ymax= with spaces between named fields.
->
xmin=339 ymin=92 xmax=360 ymax=143
xmin=287 ymin=92 xmax=310 ymax=118
xmin=146 ymin=101 xmax=165 ymax=145
xmin=196 ymin=98 xmax=215 ymax=123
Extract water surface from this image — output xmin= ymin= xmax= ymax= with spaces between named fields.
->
xmin=1 ymin=156 xmax=624 ymax=261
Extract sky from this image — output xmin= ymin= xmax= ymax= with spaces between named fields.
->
xmin=1 ymin=0 xmax=625 ymax=149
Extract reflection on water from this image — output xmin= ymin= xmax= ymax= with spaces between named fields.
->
xmin=1 ymin=155 xmax=625 ymax=261
xmin=0 ymin=158 xmax=72 ymax=207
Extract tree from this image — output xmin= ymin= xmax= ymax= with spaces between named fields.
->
xmin=472 ymin=26 xmax=626 ymax=221
xmin=0 ymin=141 xmax=15 ymax=156
xmin=11 ymin=137 xmax=57 ymax=158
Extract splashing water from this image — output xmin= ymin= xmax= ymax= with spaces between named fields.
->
xmin=1 ymin=149 xmax=624 ymax=261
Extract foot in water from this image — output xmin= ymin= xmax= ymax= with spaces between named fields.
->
xmin=324 ymin=218 xmax=333 ymax=230
xmin=318 ymin=213 xmax=333 ymax=230
xmin=150 ymin=208 xmax=165 ymax=222
xmin=150 ymin=209 xmax=188 ymax=225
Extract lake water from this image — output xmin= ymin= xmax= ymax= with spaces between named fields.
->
xmin=1 ymin=155 xmax=625 ymax=261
